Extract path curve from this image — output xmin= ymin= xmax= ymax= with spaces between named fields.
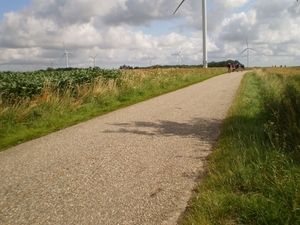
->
xmin=0 ymin=71 xmax=246 ymax=224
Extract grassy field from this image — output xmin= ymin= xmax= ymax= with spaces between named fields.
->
xmin=0 ymin=67 xmax=225 ymax=151
xmin=180 ymin=67 xmax=300 ymax=224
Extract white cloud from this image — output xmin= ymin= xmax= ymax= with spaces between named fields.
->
xmin=0 ymin=0 xmax=299 ymax=71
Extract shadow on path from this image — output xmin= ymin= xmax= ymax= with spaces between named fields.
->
xmin=104 ymin=117 xmax=222 ymax=143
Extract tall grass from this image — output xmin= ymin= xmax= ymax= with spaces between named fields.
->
xmin=180 ymin=68 xmax=300 ymax=224
xmin=0 ymin=67 xmax=225 ymax=151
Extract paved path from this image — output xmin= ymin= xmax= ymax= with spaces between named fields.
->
xmin=0 ymin=71 xmax=246 ymax=225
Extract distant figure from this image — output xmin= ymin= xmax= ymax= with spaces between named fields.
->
xmin=227 ymin=63 xmax=231 ymax=73
xmin=241 ymin=64 xmax=245 ymax=71
xmin=231 ymin=63 xmax=236 ymax=72
xmin=236 ymin=64 xmax=240 ymax=72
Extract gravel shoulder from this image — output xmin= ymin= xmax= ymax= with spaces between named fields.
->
xmin=0 ymin=71 xmax=246 ymax=225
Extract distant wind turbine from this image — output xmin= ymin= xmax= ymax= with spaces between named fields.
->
xmin=49 ymin=59 xmax=56 ymax=68
xmin=89 ymin=53 xmax=99 ymax=67
xmin=174 ymin=0 xmax=208 ymax=68
xmin=147 ymin=55 xmax=156 ymax=66
xmin=172 ymin=48 xmax=183 ymax=65
xmin=60 ymin=42 xmax=70 ymax=68
xmin=239 ymin=37 xmax=257 ymax=67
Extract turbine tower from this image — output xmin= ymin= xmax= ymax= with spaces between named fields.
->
xmin=174 ymin=0 xmax=208 ymax=68
xmin=90 ymin=53 xmax=99 ymax=68
xmin=60 ymin=42 xmax=69 ymax=68
xmin=239 ymin=37 xmax=256 ymax=67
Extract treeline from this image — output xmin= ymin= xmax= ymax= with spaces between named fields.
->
xmin=119 ymin=60 xmax=243 ymax=70
xmin=208 ymin=60 xmax=242 ymax=67
xmin=45 ymin=66 xmax=102 ymax=72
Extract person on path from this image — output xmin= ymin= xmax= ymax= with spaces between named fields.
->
xmin=231 ymin=63 xmax=235 ymax=72
xmin=241 ymin=64 xmax=245 ymax=71
xmin=235 ymin=63 xmax=240 ymax=72
xmin=227 ymin=63 xmax=231 ymax=73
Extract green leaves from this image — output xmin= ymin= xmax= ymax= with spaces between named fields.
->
xmin=0 ymin=68 xmax=123 ymax=100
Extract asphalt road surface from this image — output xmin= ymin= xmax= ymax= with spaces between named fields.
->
xmin=0 ymin=71 xmax=246 ymax=225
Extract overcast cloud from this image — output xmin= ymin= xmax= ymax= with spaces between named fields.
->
xmin=0 ymin=0 xmax=299 ymax=71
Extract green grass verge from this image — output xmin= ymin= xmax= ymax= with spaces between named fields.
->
xmin=180 ymin=69 xmax=300 ymax=224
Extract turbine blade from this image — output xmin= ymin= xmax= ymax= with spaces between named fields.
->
xmin=246 ymin=37 xmax=248 ymax=47
xmin=173 ymin=0 xmax=185 ymax=14
xmin=239 ymin=48 xmax=248 ymax=55
xmin=225 ymin=54 xmax=231 ymax=59
xmin=249 ymin=48 xmax=257 ymax=52
xmin=60 ymin=53 xmax=66 ymax=61
xmin=179 ymin=47 xmax=182 ymax=54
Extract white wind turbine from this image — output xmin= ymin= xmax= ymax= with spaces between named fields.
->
xmin=49 ymin=59 xmax=56 ymax=68
xmin=174 ymin=0 xmax=208 ymax=68
xmin=239 ymin=37 xmax=257 ymax=67
xmin=90 ymin=53 xmax=99 ymax=67
xmin=172 ymin=48 xmax=183 ymax=65
xmin=60 ymin=42 xmax=70 ymax=68
xmin=147 ymin=55 xmax=156 ymax=66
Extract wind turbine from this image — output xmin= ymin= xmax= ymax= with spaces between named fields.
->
xmin=172 ymin=48 xmax=183 ymax=65
xmin=49 ymin=59 xmax=56 ymax=69
xmin=89 ymin=53 xmax=99 ymax=67
xmin=174 ymin=0 xmax=208 ymax=68
xmin=239 ymin=37 xmax=256 ymax=67
xmin=147 ymin=55 xmax=156 ymax=66
xmin=60 ymin=42 xmax=70 ymax=68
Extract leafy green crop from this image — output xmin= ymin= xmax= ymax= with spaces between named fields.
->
xmin=0 ymin=68 xmax=123 ymax=100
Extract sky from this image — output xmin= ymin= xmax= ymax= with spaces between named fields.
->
xmin=0 ymin=0 xmax=299 ymax=71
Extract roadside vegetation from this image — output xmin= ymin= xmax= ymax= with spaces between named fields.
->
xmin=181 ymin=68 xmax=300 ymax=224
xmin=0 ymin=67 xmax=225 ymax=151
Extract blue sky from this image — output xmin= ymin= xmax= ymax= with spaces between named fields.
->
xmin=0 ymin=0 xmax=31 ymax=20
xmin=0 ymin=0 xmax=299 ymax=71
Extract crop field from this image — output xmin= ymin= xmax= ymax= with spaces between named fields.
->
xmin=0 ymin=68 xmax=122 ymax=101
xmin=0 ymin=67 xmax=226 ymax=150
